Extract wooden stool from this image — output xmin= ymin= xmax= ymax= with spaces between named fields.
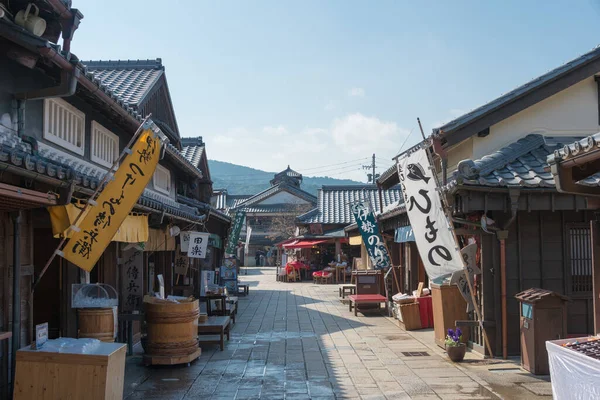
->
xmin=339 ymin=284 xmax=356 ymax=299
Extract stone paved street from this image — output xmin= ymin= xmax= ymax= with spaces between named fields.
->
xmin=123 ymin=268 xmax=550 ymax=399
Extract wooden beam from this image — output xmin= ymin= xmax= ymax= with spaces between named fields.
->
xmin=591 ymin=219 xmax=600 ymax=334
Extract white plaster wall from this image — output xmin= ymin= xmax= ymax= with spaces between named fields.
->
xmin=472 ymin=76 xmax=600 ymax=160
xmin=258 ymin=191 xmax=311 ymax=205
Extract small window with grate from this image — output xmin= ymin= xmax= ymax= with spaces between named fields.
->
xmin=43 ymin=98 xmax=85 ymax=155
xmin=90 ymin=121 xmax=119 ymax=168
xmin=153 ymin=164 xmax=171 ymax=195
xmin=568 ymin=225 xmax=593 ymax=294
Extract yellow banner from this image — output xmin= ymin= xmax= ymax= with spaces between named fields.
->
xmin=64 ymin=128 xmax=161 ymax=271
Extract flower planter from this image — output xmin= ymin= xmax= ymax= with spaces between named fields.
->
xmin=446 ymin=343 xmax=466 ymax=362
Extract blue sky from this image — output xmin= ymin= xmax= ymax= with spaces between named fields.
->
xmin=73 ymin=0 xmax=600 ymax=181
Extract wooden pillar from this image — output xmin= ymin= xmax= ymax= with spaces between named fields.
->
xmin=335 ymin=240 xmax=342 ymax=260
xmin=591 ymin=219 xmax=600 ymax=334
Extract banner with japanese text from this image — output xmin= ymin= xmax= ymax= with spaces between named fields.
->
xmin=397 ymin=148 xmax=463 ymax=279
xmin=187 ymin=232 xmax=210 ymax=258
xmin=64 ymin=127 xmax=163 ymax=271
xmin=350 ymin=201 xmax=391 ymax=269
xmin=225 ymin=211 xmax=246 ymax=256
xmin=120 ymin=247 xmax=143 ymax=312
xmin=174 ymin=245 xmax=190 ymax=275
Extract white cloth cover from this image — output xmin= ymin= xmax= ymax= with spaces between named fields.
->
xmin=547 ymin=339 xmax=600 ymax=399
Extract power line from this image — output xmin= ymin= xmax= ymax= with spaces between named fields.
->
xmin=298 ymin=157 xmax=369 ymax=172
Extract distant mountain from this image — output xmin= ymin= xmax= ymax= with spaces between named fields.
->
xmin=208 ymin=160 xmax=361 ymax=195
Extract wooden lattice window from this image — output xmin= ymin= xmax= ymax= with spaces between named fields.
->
xmin=43 ymin=98 xmax=85 ymax=155
xmin=90 ymin=121 xmax=119 ymax=168
xmin=153 ymin=164 xmax=171 ymax=195
xmin=568 ymin=225 xmax=593 ymax=294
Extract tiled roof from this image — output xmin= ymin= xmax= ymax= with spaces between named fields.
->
xmin=451 ymin=134 xmax=600 ymax=188
xmin=181 ymin=137 xmax=205 ymax=167
xmin=547 ymin=132 xmax=600 ymax=187
xmin=81 ymin=59 xmax=164 ymax=106
xmin=211 ymin=191 xmax=251 ymax=212
xmin=234 ymin=183 xmax=317 ymax=208
xmin=377 ymin=164 xmax=399 ymax=189
xmin=435 ymin=45 xmax=600 ymax=136
xmin=297 ymin=185 xmax=402 ymax=224
xmin=238 ymin=204 xmax=310 ymax=214
xmin=165 ymin=143 xmax=204 ymax=179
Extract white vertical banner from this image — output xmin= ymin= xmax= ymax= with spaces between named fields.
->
xmin=244 ymin=225 xmax=252 ymax=256
xmin=451 ymin=243 xmax=481 ymax=312
xmin=397 ymin=148 xmax=463 ymax=279
xmin=180 ymin=231 xmax=191 ymax=252
xmin=187 ymin=232 xmax=210 ymax=259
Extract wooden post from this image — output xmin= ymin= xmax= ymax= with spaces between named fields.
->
xmin=591 ymin=218 xmax=600 ymax=334
xmin=424 ymin=147 xmax=495 ymax=358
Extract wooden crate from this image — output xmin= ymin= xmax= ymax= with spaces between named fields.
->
xmin=431 ymin=284 xmax=469 ymax=348
xmin=398 ymin=303 xmax=422 ymax=331
xmin=14 ymin=342 xmax=126 ymax=400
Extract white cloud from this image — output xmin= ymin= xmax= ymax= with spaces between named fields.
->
xmin=331 ymin=113 xmax=404 ymax=155
xmin=205 ymin=114 xmax=408 ymax=181
xmin=348 ymin=87 xmax=365 ymax=97
xmin=262 ymin=125 xmax=288 ymax=136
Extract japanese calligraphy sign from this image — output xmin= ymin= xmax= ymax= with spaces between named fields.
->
xmin=350 ymin=201 xmax=391 ymax=269
xmin=187 ymin=232 xmax=210 ymax=259
xmin=174 ymin=245 xmax=190 ymax=275
xmin=397 ymin=148 xmax=464 ymax=279
xmin=451 ymin=243 xmax=481 ymax=312
xmin=120 ymin=247 xmax=143 ymax=312
xmin=225 ymin=211 xmax=246 ymax=256
xmin=64 ymin=127 xmax=162 ymax=271
xmin=180 ymin=231 xmax=191 ymax=252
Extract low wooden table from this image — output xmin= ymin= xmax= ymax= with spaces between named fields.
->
xmin=197 ymin=316 xmax=231 ymax=351
xmin=348 ymin=294 xmax=387 ymax=316
xmin=339 ymin=284 xmax=356 ymax=299
xmin=238 ymin=284 xmax=249 ymax=296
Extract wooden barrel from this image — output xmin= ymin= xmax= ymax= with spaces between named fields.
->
xmin=144 ymin=299 xmax=199 ymax=356
xmin=77 ymin=308 xmax=115 ymax=342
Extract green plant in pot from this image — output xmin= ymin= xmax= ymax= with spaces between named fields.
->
xmin=445 ymin=328 xmax=466 ymax=362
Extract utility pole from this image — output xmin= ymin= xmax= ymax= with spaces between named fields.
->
xmin=372 ymin=153 xmax=376 ymax=184
xmin=362 ymin=153 xmax=379 ymax=183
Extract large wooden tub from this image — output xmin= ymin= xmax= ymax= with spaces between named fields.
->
xmin=77 ymin=307 xmax=115 ymax=342
xmin=144 ymin=298 xmax=200 ymax=361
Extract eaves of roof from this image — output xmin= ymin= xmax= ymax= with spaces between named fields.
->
xmin=377 ymin=164 xmax=399 ymax=189
xmin=176 ymin=194 xmax=231 ymax=223
xmin=234 ymin=183 xmax=317 ymax=208
xmin=165 ymin=144 xmax=204 ymax=180
xmin=448 ymin=134 xmax=600 ymax=190
xmin=435 ymin=45 xmax=600 ymax=144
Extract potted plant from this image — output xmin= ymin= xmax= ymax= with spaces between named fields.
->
xmin=445 ymin=328 xmax=466 ymax=362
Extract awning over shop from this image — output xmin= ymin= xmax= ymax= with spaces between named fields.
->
xmin=144 ymin=227 xmax=176 ymax=251
xmin=394 ymin=226 xmax=415 ymax=243
xmin=283 ymin=239 xmax=329 ymax=249
xmin=349 ymin=236 xmax=362 ymax=246
xmin=48 ymin=202 xmax=149 ymax=243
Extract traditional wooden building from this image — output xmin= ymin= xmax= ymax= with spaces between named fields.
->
xmin=213 ymin=166 xmax=317 ymax=266
xmin=378 ymin=45 xmax=600 ymax=357
xmin=0 ymin=4 xmax=228 ymax=392
xmin=297 ymin=184 xmax=402 ymax=268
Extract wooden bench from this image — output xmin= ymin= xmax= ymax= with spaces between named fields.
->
xmin=339 ymin=284 xmax=356 ymax=299
xmin=197 ymin=316 xmax=231 ymax=351
xmin=348 ymin=294 xmax=387 ymax=316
